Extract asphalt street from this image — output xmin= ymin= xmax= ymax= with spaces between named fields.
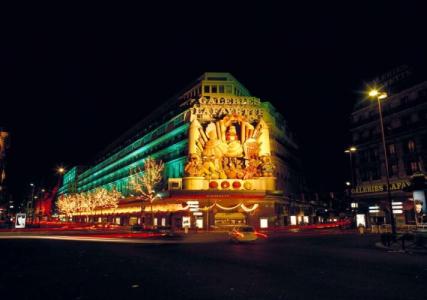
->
xmin=0 ymin=232 xmax=426 ymax=300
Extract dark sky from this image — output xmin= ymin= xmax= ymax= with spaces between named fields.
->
xmin=1 ymin=2 xmax=427 ymax=202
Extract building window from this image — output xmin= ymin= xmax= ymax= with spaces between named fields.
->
xmin=370 ymin=148 xmax=379 ymax=161
xmin=410 ymin=161 xmax=420 ymax=173
xmin=353 ymin=132 xmax=359 ymax=142
xmin=389 ymin=144 xmax=396 ymax=155
xmin=204 ymin=85 xmax=210 ymax=93
xmin=411 ymin=113 xmax=419 ymax=123
xmin=211 ymin=85 xmax=217 ymax=93
xmin=225 ymin=85 xmax=232 ymax=94
xmin=362 ymin=130 xmax=369 ymax=139
xmin=361 ymin=169 xmax=369 ymax=181
xmin=400 ymin=96 xmax=409 ymax=105
xmin=371 ymin=167 xmax=380 ymax=180
xmin=408 ymin=140 xmax=416 ymax=152
xmin=418 ymin=88 xmax=427 ymax=98
xmin=389 ymin=164 xmax=398 ymax=177
xmin=219 ymin=85 xmax=224 ymax=93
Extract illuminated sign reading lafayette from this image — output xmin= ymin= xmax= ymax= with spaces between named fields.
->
xmin=352 ymin=180 xmax=410 ymax=194
xmin=192 ymin=97 xmax=263 ymax=121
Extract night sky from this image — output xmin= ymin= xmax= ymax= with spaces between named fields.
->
xmin=1 ymin=2 xmax=426 ymax=203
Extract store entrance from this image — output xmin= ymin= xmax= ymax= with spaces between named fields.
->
xmin=214 ymin=212 xmax=246 ymax=228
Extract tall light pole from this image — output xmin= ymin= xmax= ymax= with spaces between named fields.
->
xmin=368 ymin=89 xmax=397 ymax=238
xmin=344 ymin=146 xmax=357 ymax=186
xmin=57 ymin=167 xmax=65 ymax=176
xmin=29 ymin=183 xmax=35 ymax=224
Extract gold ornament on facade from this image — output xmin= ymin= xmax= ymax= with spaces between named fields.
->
xmin=185 ymin=114 xmax=274 ymax=180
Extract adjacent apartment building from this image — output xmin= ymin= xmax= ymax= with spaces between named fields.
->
xmin=350 ymin=66 xmax=427 ymax=226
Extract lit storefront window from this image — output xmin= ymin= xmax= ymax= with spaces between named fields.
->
xmin=196 ymin=218 xmax=203 ymax=229
xmin=290 ymin=216 xmax=297 ymax=225
xmin=182 ymin=216 xmax=191 ymax=228
xmin=260 ymin=218 xmax=268 ymax=228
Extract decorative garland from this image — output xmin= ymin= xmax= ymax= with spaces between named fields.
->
xmin=216 ymin=202 xmax=242 ymax=211
xmin=200 ymin=202 xmax=259 ymax=212
xmin=241 ymin=203 xmax=259 ymax=212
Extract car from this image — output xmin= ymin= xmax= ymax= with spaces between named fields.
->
xmin=229 ymin=225 xmax=258 ymax=243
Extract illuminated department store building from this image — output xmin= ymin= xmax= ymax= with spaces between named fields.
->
xmin=59 ymin=73 xmax=309 ymax=228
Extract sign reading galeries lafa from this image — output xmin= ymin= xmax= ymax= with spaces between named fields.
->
xmin=351 ymin=180 xmax=410 ymax=194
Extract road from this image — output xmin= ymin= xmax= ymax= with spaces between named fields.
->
xmin=0 ymin=231 xmax=426 ymax=300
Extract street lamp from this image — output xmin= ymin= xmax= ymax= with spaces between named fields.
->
xmin=29 ymin=183 xmax=35 ymax=224
xmin=344 ymin=146 xmax=357 ymax=186
xmin=368 ymin=89 xmax=397 ymax=238
xmin=57 ymin=167 xmax=65 ymax=175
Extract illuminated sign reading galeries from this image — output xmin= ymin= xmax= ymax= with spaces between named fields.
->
xmin=192 ymin=97 xmax=263 ymax=122
xmin=351 ymin=180 xmax=410 ymax=194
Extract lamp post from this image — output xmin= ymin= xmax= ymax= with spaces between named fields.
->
xmin=57 ymin=167 xmax=65 ymax=176
xmin=344 ymin=146 xmax=357 ymax=186
xmin=368 ymin=89 xmax=397 ymax=238
xmin=37 ymin=188 xmax=45 ymax=224
xmin=29 ymin=183 xmax=35 ymax=224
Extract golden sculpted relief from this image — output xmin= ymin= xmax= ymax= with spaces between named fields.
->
xmin=185 ymin=115 xmax=275 ymax=179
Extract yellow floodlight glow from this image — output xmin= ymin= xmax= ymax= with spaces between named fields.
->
xmin=368 ymin=89 xmax=379 ymax=97
xmin=378 ymin=92 xmax=387 ymax=100
xmin=368 ymin=89 xmax=387 ymax=100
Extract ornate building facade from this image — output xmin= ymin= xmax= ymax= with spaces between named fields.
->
xmin=59 ymin=73 xmax=309 ymax=228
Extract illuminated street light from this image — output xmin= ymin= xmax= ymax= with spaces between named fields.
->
xmin=29 ymin=183 xmax=36 ymax=224
xmin=344 ymin=146 xmax=357 ymax=185
xmin=345 ymin=181 xmax=351 ymax=186
xmin=368 ymin=89 xmax=379 ymax=97
xmin=368 ymin=88 xmax=396 ymax=238
xmin=57 ymin=167 xmax=65 ymax=175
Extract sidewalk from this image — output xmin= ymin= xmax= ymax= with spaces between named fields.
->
xmin=374 ymin=232 xmax=427 ymax=255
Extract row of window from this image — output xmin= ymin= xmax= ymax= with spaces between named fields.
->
xmin=352 ymin=87 xmax=427 ymax=124
xmin=78 ymin=140 xmax=187 ymax=192
xmin=203 ymin=84 xmax=246 ymax=96
xmin=78 ymin=117 xmax=187 ymax=182
xmin=356 ymin=140 xmax=418 ymax=164
xmin=353 ymin=111 xmax=427 ymax=142
xmin=357 ymin=159 xmax=423 ymax=182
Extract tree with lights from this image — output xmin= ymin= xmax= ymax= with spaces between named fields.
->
xmin=84 ymin=187 xmax=121 ymax=222
xmin=57 ymin=194 xmax=77 ymax=221
xmin=57 ymin=188 xmax=121 ymax=223
xmin=129 ymin=156 xmax=164 ymax=227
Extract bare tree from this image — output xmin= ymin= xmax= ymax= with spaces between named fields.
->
xmin=129 ymin=156 xmax=164 ymax=227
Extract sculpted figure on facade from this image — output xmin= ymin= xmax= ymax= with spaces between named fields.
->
xmin=225 ymin=125 xmax=243 ymax=157
xmin=243 ymin=158 xmax=260 ymax=179
xmin=186 ymin=114 xmax=275 ymax=180
xmin=184 ymin=154 xmax=204 ymax=177
xmin=260 ymin=155 xmax=275 ymax=177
